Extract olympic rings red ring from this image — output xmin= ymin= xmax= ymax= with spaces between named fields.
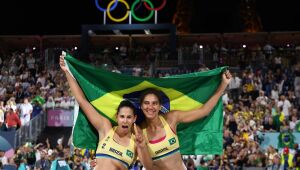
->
xmin=143 ymin=0 xmax=166 ymax=11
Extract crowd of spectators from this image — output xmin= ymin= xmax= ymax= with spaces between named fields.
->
xmin=0 ymin=49 xmax=75 ymax=131
xmin=1 ymin=42 xmax=300 ymax=169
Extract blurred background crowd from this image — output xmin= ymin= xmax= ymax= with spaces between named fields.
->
xmin=0 ymin=39 xmax=300 ymax=170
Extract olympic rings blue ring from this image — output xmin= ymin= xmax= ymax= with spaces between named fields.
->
xmin=95 ymin=0 xmax=119 ymax=12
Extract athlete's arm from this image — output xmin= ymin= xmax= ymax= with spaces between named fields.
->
xmin=60 ymin=54 xmax=111 ymax=135
xmin=134 ymin=124 xmax=154 ymax=170
xmin=169 ymin=70 xmax=231 ymax=124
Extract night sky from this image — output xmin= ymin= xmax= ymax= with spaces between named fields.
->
xmin=0 ymin=0 xmax=300 ymax=35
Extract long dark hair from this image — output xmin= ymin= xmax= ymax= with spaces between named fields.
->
xmin=117 ymin=100 xmax=136 ymax=115
xmin=139 ymin=88 xmax=162 ymax=104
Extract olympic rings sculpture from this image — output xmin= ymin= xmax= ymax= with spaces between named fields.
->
xmin=95 ymin=0 xmax=167 ymax=22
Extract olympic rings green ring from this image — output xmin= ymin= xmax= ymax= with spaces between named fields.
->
xmin=133 ymin=0 xmax=143 ymax=11
xmin=131 ymin=0 xmax=154 ymax=22
xmin=106 ymin=0 xmax=130 ymax=22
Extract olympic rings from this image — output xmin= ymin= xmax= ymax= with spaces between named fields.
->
xmin=95 ymin=0 xmax=118 ymax=12
xmin=106 ymin=0 xmax=130 ymax=22
xmin=97 ymin=0 xmax=167 ymax=22
xmin=144 ymin=0 xmax=166 ymax=11
xmin=131 ymin=0 xmax=154 ymax=22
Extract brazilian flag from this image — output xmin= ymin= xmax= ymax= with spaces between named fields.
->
xmin=65 ymin=54 xmax=225 ymax=155
xmin=278 ymin=132 xmax=295 ymax=148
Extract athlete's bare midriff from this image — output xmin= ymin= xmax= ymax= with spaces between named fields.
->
xmin=152 ymin=152 xmax=186 ymax=170
xmin=94 ymin=157 xmax=128 ymax=170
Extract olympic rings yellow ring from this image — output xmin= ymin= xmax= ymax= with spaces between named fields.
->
xmin=106 ymin=0 xmax=130 ymax=22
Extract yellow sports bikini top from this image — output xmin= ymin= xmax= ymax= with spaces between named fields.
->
xmin=96 ymin=127 xmax=135 ymax=168
xmin=143 ymin=115 xmax=180 ymax=160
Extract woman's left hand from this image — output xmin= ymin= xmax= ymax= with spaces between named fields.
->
xmin=222 ymin=70 xmax=232 ymax=85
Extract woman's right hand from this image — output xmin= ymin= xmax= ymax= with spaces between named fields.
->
xmin=134 ymin=123 xmax=147 ymax=148
xmin=59 ymin=52 xmax=68 ymax=72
